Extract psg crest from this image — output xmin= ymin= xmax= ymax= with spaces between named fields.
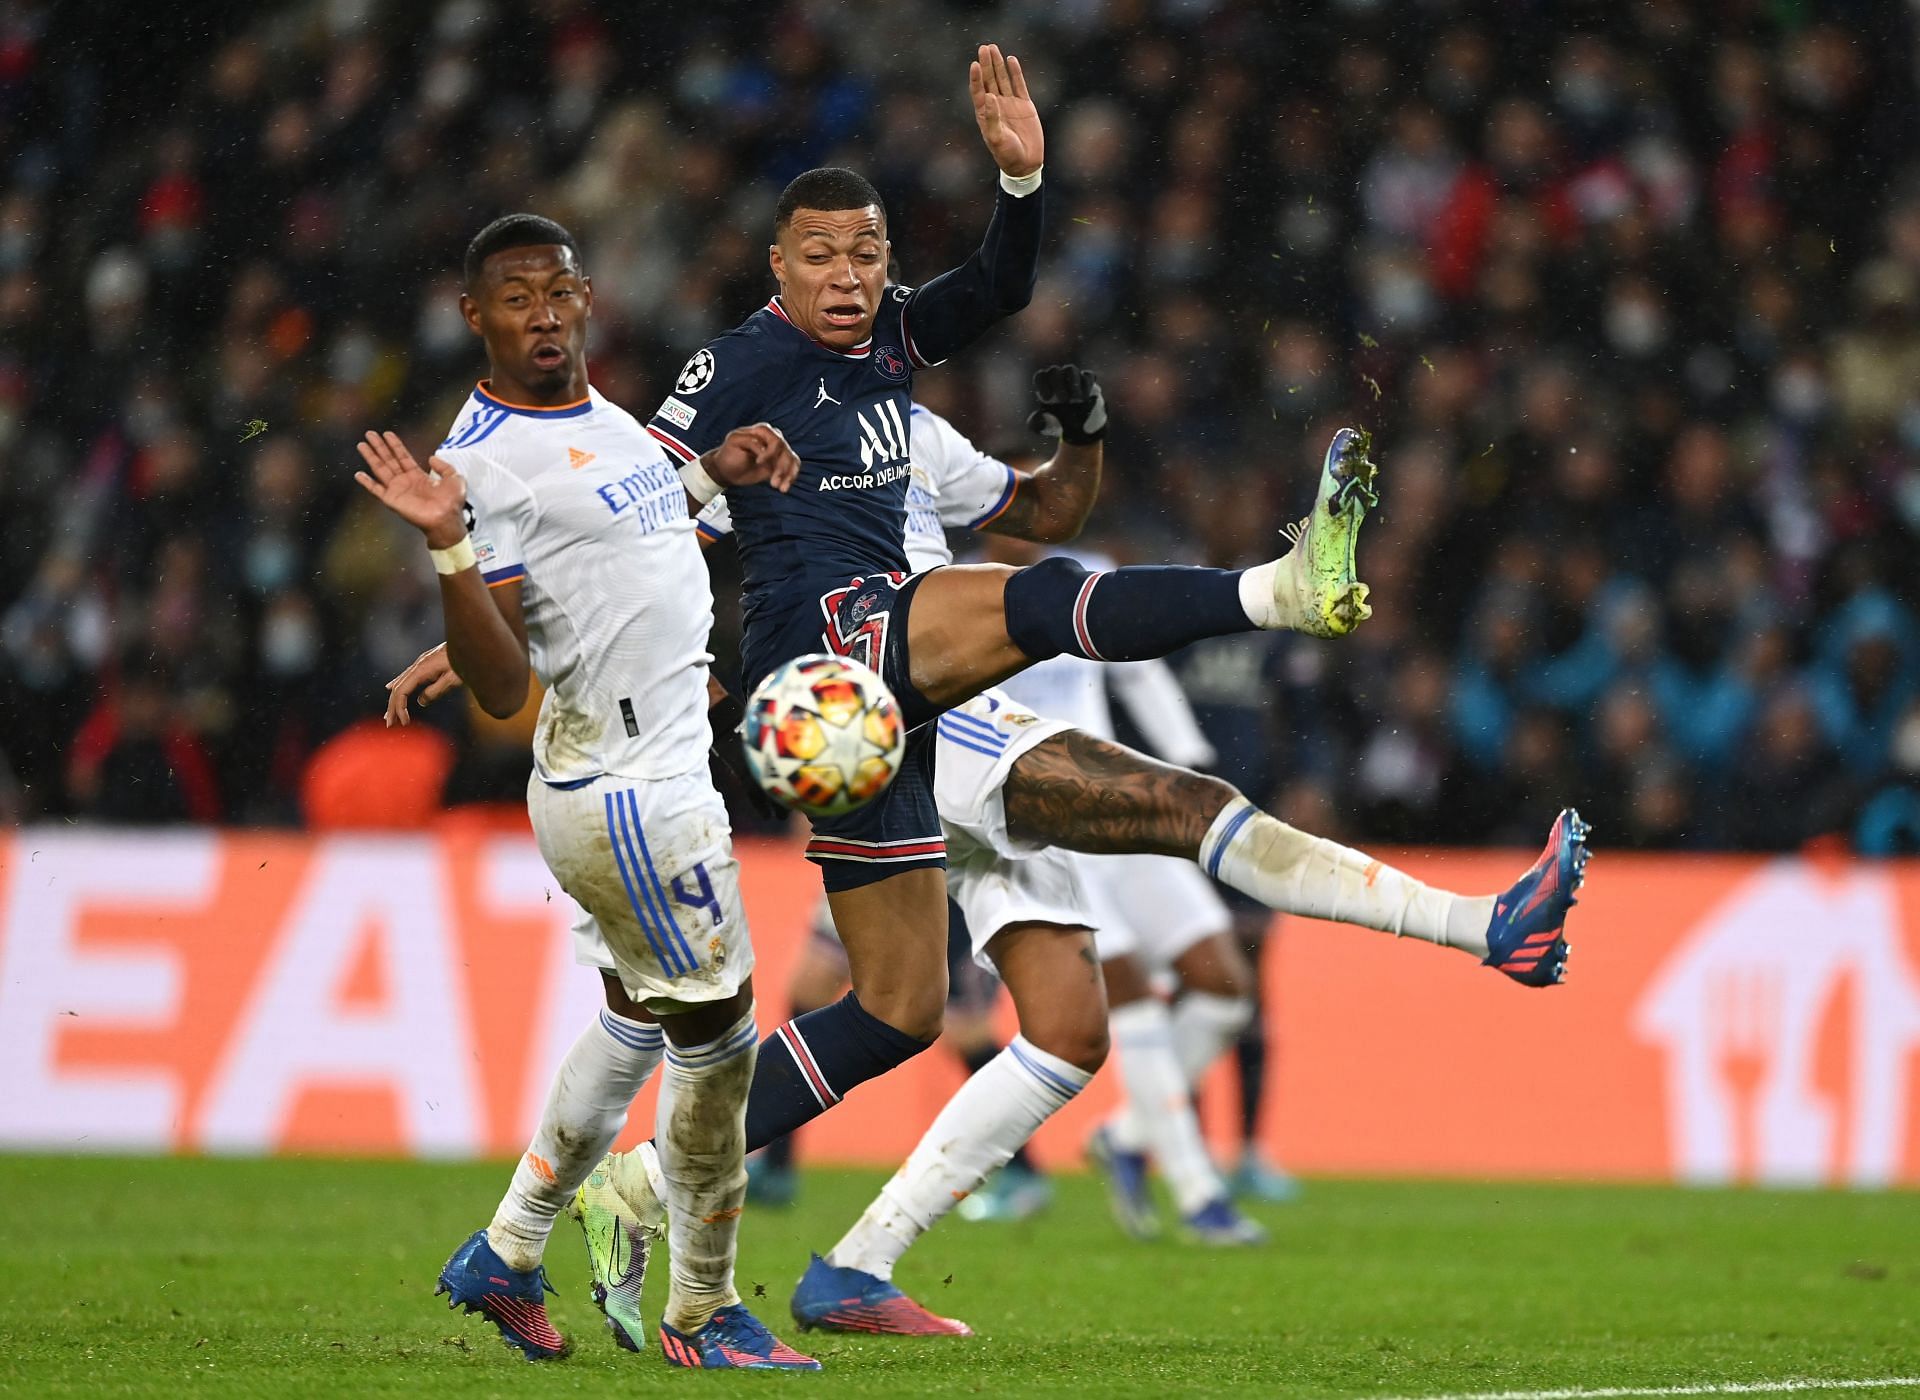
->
xmin=875 ymin=345 xmax=908 ymax=381
xmin=676 ymin=348 xmax=716 ymax=394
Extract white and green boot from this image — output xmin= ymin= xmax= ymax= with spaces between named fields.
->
xmin=566 ymin=1144 xmax=666 ymax=1351
xmin=1269 ymin=426 xmax=1379 ymax=638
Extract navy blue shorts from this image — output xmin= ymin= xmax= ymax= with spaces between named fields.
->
xmin=745 ymin=570 xmax=944 ymax=893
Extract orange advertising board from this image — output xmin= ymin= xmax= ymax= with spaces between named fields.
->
xmin=2 ymin=831 xmax=1917 ymax=1185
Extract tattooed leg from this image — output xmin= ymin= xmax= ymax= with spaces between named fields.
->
xmin=1002 ymin=729 xmax=1232 ymax=857
xmin=1001 ymin=730 xmax=1499 ymax=956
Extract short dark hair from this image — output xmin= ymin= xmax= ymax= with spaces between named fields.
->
xmin=774 ymin=168 xmax=885 ymax=233
xmin=464 ymin=214 xmax=580 ymax=289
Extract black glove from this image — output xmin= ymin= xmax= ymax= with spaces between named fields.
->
xmin=707 ymin=684 xmax=786 ymax=822
xmin=1026 ymin=364 xmax=1107 ymax=445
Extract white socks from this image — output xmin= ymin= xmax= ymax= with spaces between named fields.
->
xmin=1200 ymin=799 xmax=1496 ymax=958
xmin=827 ymin=1035 xmax=1089 ymax=1281
xmin=1106 ymin=999 xmax=1224 ymax=1216
xmin=655 ymin=1008 xmax=759 ymax=1332
xmin=488 ymin=1008 xmax=664 ymax=1273
xmin=1237 ymin=560 xmax=1284 ymax=629
xmin=1170 ymin=990 xmax=1253 ymax=1086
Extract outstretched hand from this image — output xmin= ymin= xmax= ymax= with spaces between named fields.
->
xmin=970 ymin=44 xmax=1043 ymax=178
xmin=354 ymin=431 xmax=469 ymax=548
xmin=385 ymin=643 xmax=461 ymax=727
xmin=701 ymin=422 xmax=801 ymax=492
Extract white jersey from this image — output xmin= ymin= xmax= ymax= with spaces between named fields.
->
xmin=437 ymin=383 xmax=713 ymax=786
xmin=696 ymin=403 xmax=1017 ymax=572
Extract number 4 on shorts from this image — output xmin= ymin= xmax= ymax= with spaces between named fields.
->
xmin=670 ymin=862 xmax=724 ymax=927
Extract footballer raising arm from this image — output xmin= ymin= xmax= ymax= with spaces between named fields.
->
xmin=353 ymin=215 xmax=818 ymax=1370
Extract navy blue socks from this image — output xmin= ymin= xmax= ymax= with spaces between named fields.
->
xmin=744 ymin=991 xmax=934 ymax=1151
xmin=1002 ymin=557 xmax=1253 ymax=663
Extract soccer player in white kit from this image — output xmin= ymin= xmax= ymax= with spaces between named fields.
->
xmin=353 ymin=214 xmax=818 ymax=1370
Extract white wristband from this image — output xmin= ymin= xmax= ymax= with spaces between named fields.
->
xmin=429 ymin=535 xmax=478 ymax=575
xmin=999 ymin=165 xmax=1044 ymax=197
xmin=680 ymin=454 xmax=724 ymax=506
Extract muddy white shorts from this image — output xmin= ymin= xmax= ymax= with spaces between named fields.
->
xmin=934 ymin=688 xmax=1097 ymax=968
xmin=528 ymin=767 xmax=753 ymax=1010
xmin=1077 ymin=851 xmax=1231 ymax=968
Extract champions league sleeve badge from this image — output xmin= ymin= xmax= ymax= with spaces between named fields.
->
xmin=675 ymin=348 xmax=716 ymax=394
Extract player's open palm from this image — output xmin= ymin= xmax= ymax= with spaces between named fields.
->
xmin=971 ymin=44 xmax=1042 ymax=177
xmin=354 ymin=430 xmax=468 ymax=546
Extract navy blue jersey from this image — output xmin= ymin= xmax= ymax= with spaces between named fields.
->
xmin=645 ymin=182 xmax=1043 ymax=683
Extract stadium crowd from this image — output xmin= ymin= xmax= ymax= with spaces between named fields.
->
xmin=3 ymin=0 xmax=1919 ymax=852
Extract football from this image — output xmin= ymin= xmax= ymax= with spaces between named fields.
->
xmin=741 ymin=653 xmax=907 ymax=817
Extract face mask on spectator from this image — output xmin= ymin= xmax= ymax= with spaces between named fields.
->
xmin=1894 ymin=711 xmax=1920 ymax=774
xmin=1605 ymin=294 xmax=1668 ymax=356
xmin=1771 ymin=363 xmax=1829 ymax=424
xmin=417 ymin=288 xmax=469 ymax=359
xmin=261 ymin=602 xmax=321 ymax=677
xmin=1365 ymin=263 xmax=1437 ymax=331
xmin=246 ymin=535 xmax=300 ymax=595
xmin=1556 ymin=69 xmax=1618 ymax=123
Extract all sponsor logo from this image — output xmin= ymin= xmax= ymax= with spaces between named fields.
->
xmin=855 ymin=400 xmax=911 ymax=470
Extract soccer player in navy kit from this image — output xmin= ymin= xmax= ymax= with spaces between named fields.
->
xmin=640 ymin=44 xmax=1389 ymax=1163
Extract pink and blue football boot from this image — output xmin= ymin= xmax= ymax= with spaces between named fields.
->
xmin=1483 ymin=808 xmax=1591 ymax=987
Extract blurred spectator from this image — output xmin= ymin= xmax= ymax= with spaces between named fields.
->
xmin=1855 ymin=699 xmax=1920 ymax=854
xmin=67 ymin=662 xmax=220 ymax=823
xmin=1808 ymin=589 xmax=1920 ymax=772
xmin=1721 ymin=685 xmax=1856 ymax=851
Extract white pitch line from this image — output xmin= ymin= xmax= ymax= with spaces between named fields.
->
xmin=1381 ymin=1379 xmax=1920 ymax=1400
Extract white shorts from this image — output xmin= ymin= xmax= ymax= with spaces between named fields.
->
xmin=1075 ymin=851 xmax=1231 ymax=968
xmin=528 ymin=767 xmax=753 ymax=1009
xmin=933 ymin=688 xmax=1096 ymax=968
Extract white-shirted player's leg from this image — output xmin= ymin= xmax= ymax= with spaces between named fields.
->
xmin=1199 ymin=799 xmax=1495 ymax=955
xmin=1076 ymin=859 xmax=1226 ymax=1216
xmin=528 ymin=770 xmax=761 ymax=1325
xmin=1103 ymin=855 xmax=1254 ymax=1088
xmin=1000 ymin=734 xmax=1498 ymax=957
xmin=488 ymin=1003 xmax=664 ymax=1272
xmin=821 ymin=906 xmax=1098 ymax=1290
xmin=655 ymin=1005 xmax=758 ymax=1332
xmin=827 ymin=1028 xmax=1089 ymax=1280
xmin=1105 ymin=991 xmax=1225 ymax=1215
xmin=1171 ymin=989 xmax=1254 ymax=1086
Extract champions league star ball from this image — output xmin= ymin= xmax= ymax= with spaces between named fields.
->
xmin=742 ymin=654 xmax=906 ymax=817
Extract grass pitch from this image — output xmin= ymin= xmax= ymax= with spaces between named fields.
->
xmin=0 ymin=1157 xmax=1915 ymax=1397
